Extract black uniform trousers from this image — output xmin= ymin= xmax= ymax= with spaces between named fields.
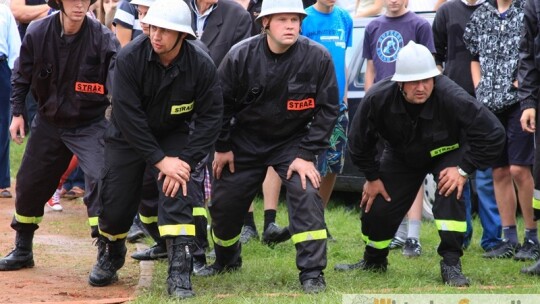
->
xmin=12 ymin=114 xmax=107 ymax=237
xmin=97 ymin=130 xmax=197 ymax=242
xmin=210 ymin=130 xmax=327 ymax=283
xmin=138 ymin=156 xmax=209 ymax=259
xmin=362 ymin=148 xmax=466 ymax=265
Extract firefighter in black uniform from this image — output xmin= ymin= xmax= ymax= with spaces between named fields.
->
xmin=335 ymin=41 xmax=506 ymax=287
xmin=0 ymin=0 xmax=118 ymax=271
xmin=87 ymin=0 xmax=222 ymax=299
xmin=197 ymin=0 xmax=339 ymax=294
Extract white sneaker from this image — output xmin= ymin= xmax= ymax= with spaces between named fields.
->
xmin=46 ymin=189 xmax=63 ymax=211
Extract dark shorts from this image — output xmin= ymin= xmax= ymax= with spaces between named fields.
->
xmin=317 ymin=111 xmax=349 ymax=176
xmin=493 ymin=103 xmax=534 ymax=168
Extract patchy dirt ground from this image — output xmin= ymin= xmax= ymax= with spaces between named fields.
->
xmin=0 ymin=196 xmax=140 ymax=304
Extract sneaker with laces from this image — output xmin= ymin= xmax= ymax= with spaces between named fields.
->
xmin=514 ymin=239 xmax=540 ymax=261
xmin=482 ymin=239 xmax=518 ymax=259
xmin=440 ymin=260 xmax=470 ymax=287
xmin=46 ymin=189 xmax=63 ymax=212
xmin=239 ymin=225 xmax=259 ymax=244
xmin=402 ymin=238 xmax=422 ymax=257
xmin=389 ymin=236 xmax=406 ymax=250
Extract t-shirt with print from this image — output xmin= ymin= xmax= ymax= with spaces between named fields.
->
xmin=302 ymin=5 xmax=353 ymax=108
xmin=363 ymin=11 xmax=435 ymax=83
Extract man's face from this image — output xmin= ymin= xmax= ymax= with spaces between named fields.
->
xmin=401 ymin=78 xmax=434 ymax=104
xmin=385 ymin=0 xmax=407 ymax=15
xmin=149 ymin=25 xmax=181 ymax=54
xmin=137 ymin=5 xmax=150 ymax=35
xmin=263 ymin=13 xmax=301 ymax=53
xmin=317 ymin=0 xmax=337 ymax=9
xmin=61 ymin=0 xmax=91 ymax=22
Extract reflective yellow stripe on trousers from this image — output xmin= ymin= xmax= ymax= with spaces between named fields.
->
xmin=435 ymin=219 xmax=466 ymax=233
xmin=291 ymin=229 xmax=327 ymax=244
xmin=192 ymin=207 xmax=208 ymax=218
xmin=14 ymin=212 xmax=42 ymax=225
xmin=159 ymin=224 xmax=196 ymax=237
xmin=361 ymin=234 xmax=392 ymax=249
xmin=139 ymin=214 xmax=158 ymax=224
xmin=99 ymin=229 xmax=128 ymax=241
xmin=212 ymin=230 xmax=240 ymax=247
xmin=88 ymin=216 xmax=99 ymax=227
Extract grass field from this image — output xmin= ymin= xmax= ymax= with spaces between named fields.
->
xmin=10 ymin=139 xmax=540 ymax=303
xmin=132 ymin=199 xmax=540 ymax=304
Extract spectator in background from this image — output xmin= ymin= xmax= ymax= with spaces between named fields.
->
xmin=432 ymin=0 xmax=501 ymax=252
xmin=0 ymin=3 xmax=21 ymax=199
xmin=302 ymin=0 xmax=353 ymax=238
xmin=518 ymin=0 xmax=540 ymax=276
xmin=464 ymin=0 xmax=538 ymax=261
xmin=94 ymin=0 xmax=120 ymax=29
xmin=234 ymin=0 xmax=263 ymax=35
xmin=113 ymin=0 xmax=142 ymax=47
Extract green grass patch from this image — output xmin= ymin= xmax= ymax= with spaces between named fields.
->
xmin=132 ymin=199 xmax=540 ymax=304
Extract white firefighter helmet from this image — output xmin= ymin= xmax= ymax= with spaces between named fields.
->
xmin=141 ymin=0 xmax=196 ymax=39
xmin=256 ymin=0 xmax=306 ymax=23
xmin=391 ymin=41 xmax=440 ymax=82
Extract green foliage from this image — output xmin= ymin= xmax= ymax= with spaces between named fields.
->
xmin=132 ymin=198 xmax=540 ymax=303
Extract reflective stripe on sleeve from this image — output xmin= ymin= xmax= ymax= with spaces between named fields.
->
xmin=139 ymin=214 xmax=158 ymax=224
xmin=192 ymin=207 xmax=208 ymax=218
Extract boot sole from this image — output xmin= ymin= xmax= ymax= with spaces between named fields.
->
xmin=88 ymin=274 xmax=118 ymax=287
xmin=0 ymin=260 xmax=35 ymax=271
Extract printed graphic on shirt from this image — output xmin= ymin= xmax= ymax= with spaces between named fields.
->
xmin=305 ymin=29 xmax=348 ymax=49
xmin=376 ymin=30 xmax=404 ymax=63
xmin=75 ymin=82 xmax=105 ymax=94
xmin=287 ymin=98 xmax=315 ymax=110
xmin=171 ymin=102 xmax=194 ymax=115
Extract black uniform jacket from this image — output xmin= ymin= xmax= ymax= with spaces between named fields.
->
xmin=518 ymin=0 xmax=540 ymax=110
xmin=110 ymin=35 xmax=223 ymax=170
xmin=11 ymin=13 xmax=119 ymax=128
xmin=348 ymin=75 xmax=506 ymax=181
xmin=216 ymin=35 xmax=340 ymax=162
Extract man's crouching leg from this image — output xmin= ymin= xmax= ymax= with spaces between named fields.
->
xmin=88 ymin=236 xmax=127 ymax=287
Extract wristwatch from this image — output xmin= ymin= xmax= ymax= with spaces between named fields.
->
xmin=457 ymin=166 xmax=469 ymax=178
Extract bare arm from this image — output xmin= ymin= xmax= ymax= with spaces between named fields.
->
xmin=355 ymin=0 xmax=384 ymax=17
xmin=471 ymin=61 xmax=481 ymax=88
xmin=115 ymin=24 xmax=133 ymax=48
xmin=364 ymin=59 xmax=375 ymax=92
xmin=10 ymin=0 xmax=49 ymax=24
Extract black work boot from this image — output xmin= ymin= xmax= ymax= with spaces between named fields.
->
xmin=166 ymin=237 xmax=195 ymax=300
xmin=302 ymin=275 xmax=326 ymax=294
xmin=334 ymin=258 xmax=388 ymax=272
xmin=0 ymin=231 xmax=34 ymax=271
xmin=88 ymin=237 xmax=127 ymax=287
xmin=440 ymin=260 xmax=470 ymax=287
